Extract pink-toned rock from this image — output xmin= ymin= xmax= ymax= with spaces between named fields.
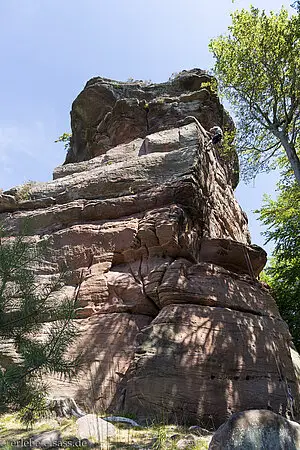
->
xmin=199 ymin=238 xmax=267 ymax=277
xmin=47 ymin=313 xmax=152 ymax=411
xmin=155 ymin=260 xmax=279 ymax=317
xmin=123 ymin=304 xmax=297 ymax=426
xmin=0 ymin=69 xmax=298 ymax=426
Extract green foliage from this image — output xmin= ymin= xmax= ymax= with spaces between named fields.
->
xmin=0 ymin=227 xmax=81 ymax=424
xmin=152 ymin=425 xmax=168 ymax=450
xmin=17 ymin=393 xmax=49 ymax=429
xmin=55 ymin=133 xmax=72 ymax=152
xmin=15 ymin=181 xmax=36 ymax=202
xmin=0 ymin=413 xmax=211 ymax=449
xmin=209 ymin=7 xmax=300 ymax=184
xmin=257 ymin=182 xmax=300 ymax=349
xmin=192 ymin=443 xmax=210 ymax=450
xmin=200 ymin=80 xmax=218 ymax=94
xmin=219 ymin=129 xmax=236 ymax=160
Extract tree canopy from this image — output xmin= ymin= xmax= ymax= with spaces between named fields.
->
xmin=209 ymin=7 xmax=300 ymax=185
xmin=258 ymin=182 xmax=300 ymax=350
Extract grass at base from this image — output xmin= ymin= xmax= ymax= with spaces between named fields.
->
xmin=0 ymin=413 xmax=211 ymax=449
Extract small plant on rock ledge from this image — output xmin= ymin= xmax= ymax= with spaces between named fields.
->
xmin=200 ymin=79 xmax=218 ymax=94
xmin=15 ymin=181 xmax=37 ymax=202
xmin=55 ymin=132 xmax=72 ymax=152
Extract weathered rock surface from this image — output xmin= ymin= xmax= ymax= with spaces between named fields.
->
xmin=0 ymin=69 xmax=299 ymax=426
xmin=124 ymin=304 xmax=296 ymax=426
xmin=146 ymin=260 xmax=276 ymax=315
xmin=46 ymin=314 xmax=151 ymax=411
xmin=76 ymin=414 xmax=116 ymax=441
xmin=208 ymin=410 xmax=300 ymax=450
xmin=66 ymin=69 xmax=236 ymax=179
xmin=199 ymin=238 xmax=267 ymax=277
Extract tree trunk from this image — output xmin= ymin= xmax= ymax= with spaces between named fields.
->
xmin=46 ymin=397 xmax=86 ymax=418
xmin=277 ymin=132 xmax=300 ymax=186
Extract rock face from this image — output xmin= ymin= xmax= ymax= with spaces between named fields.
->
xmin=0 ymin=69 xmax=298 ymax=425
xmin=65 ymin=69 xmax=234 ymax=166
xmin=208 ymin=410 xmax=300 ymax=450
xmin=125 ymin=304 xmax=294 ymax=425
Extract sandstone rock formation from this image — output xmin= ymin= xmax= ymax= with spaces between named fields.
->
xmin=208 ymin=410 xmax=300 ymax=449
xmin=0 ymin=69 xmax=298 ymax=426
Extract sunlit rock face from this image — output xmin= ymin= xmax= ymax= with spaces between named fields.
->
xmin=0 ymin=69 xmax=298 ymax=425
xmin=65 ymin=69 xmax=236 ymax=176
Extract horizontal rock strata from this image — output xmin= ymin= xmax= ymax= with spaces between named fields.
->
xmin=0 ymin=69 xmax=298 ymax=424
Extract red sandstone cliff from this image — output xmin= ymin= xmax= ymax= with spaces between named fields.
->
xmin=0 ymin=69 xmax=298 ymax=426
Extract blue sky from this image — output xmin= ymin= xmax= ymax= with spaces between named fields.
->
xmin=0 ymin=0 xmax=294 ymax=255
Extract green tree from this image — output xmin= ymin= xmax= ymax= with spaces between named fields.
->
xmin=258 ymin=183 xmax=300 ymax=350
xmin=209 ymin=7 xmax=300 ymax=185
xmin=0 ymin=227 xmax=81 ymax=421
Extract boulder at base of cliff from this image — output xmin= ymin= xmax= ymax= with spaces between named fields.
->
xmin=76 ymin=414 xmax=116 ymax=442
xmin=209 ymin=410 xmax=300 ymax=450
